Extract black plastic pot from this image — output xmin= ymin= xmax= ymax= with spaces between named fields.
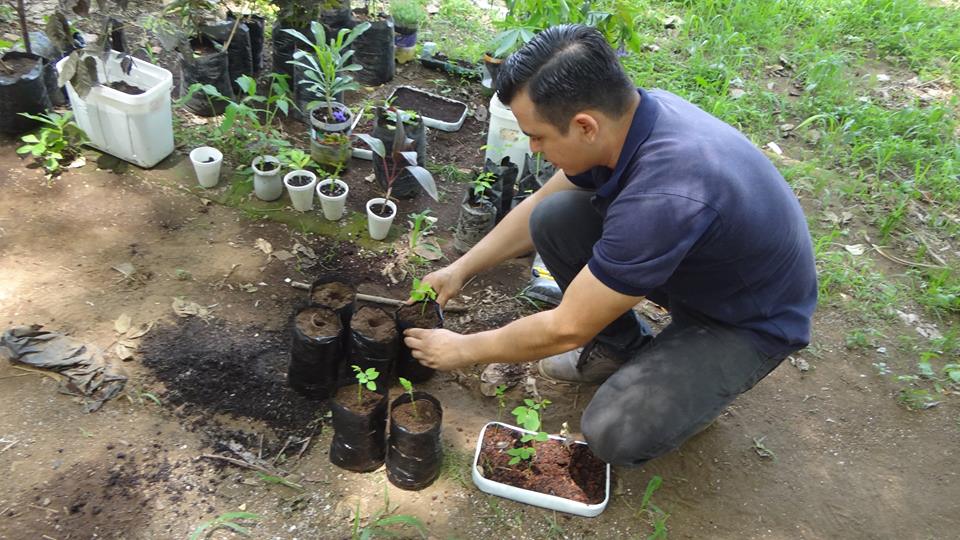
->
xmin=395 ymin=301 xmax=443 ymax=383
xmin=386 ymin=391 xmax=443 ymax=490
xmin=371 ymin=107 xmax=427 ymax=199
xmin=0 ymin=52 xmax=51 ymax=135
xmin=347 ymin=305 xmax=399 ymax=386
xmin=321 ymin=0 xmax=352 ymax=27
xmin=329 ymin=385 xmax=389 ymax=472
xmin=482 ymin=52 xmax=503 ymax=90
xmin=201 ymin=20 xmax=254 ymax=95
xmin=486 ymin=157 xmax=519 ymax=223
xmin=179 ymin=36 xmax=235 ymax=116
xmin=454 ymin=191 xmax=497 ymax=254
xmin=288 ymin=306 xmax=346 ymax=400
xmin=419 ymin=53 xmax=482 ymax=80
xmin=271 ymin=24 xmax=307 ymax=82
xmin=308 ymin=275 xmax=357 ymax=330
xmin=512 ymin=153 xmax=556 ymax=209
xmin=229 ymin=13 xmax=265 ymax=74
xmin=352 ymin=12 xmax=395 ymax=85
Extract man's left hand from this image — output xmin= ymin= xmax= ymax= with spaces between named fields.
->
xmin=402 ymin=328 xmax=473 ymax=371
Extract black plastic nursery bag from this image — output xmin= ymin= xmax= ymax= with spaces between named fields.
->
xmin=0 ymin=52 xmax=51 ymax=134
xmin=386 ymin=391 xmax=443 ymax=490
xmin=288 ymin=306 xmax=345 ymax=400
xmin=394 ymin=301 xmax=443 ymax=383
xmin=329 ymin=386 xmax=389 ymax=472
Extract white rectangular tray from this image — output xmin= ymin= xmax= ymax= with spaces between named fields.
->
xmin=471 ymin=421 xmax=611 ymax=517
xmin=386 ymin=85 xmax=468 ymax=132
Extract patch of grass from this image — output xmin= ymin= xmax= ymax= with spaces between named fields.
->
xmin=419 ymin=0 xmax=492 ymax=62
xmin=189 ymin=512 xmax=261 ymax=540
xmin=638 ymin=475 xmax=669 ymax=540
xmin=439 ymin=444 xmax=471 ymax=487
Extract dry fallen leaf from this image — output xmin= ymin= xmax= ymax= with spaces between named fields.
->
xmin=766 ymin=142 xmax=784 ymax=156
xmin=67 ymin=156 xmax=86 ymax=169
xmin=293 ymin=242 xmax=317 ymax=259
xmin=114 ymin=313 xmax=131 ymax=335
xmin=112 ymin=262 xmax=136 ymax=278
xmin=115 ymin=343 xmax=133 ymax=361
xmin=412 ymin=239 xmax=443 ymax=261
xmin=844 ymin=244 xmax=867 ymax=256
xmin=255 ymin=238 xmax=273 ymax=255
xmin=172 ymin=297 xmax=211 ymax=319
xmin=125 ymin=322 xmax=153 ymax=339
xmin=272 ymin=250 xmax=294 ymax=261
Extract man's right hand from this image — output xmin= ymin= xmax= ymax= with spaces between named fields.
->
xmin=419 ymin=266 xmax=466 ymax=308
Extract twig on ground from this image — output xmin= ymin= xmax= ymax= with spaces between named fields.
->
xmin=215 ymin=263 xmax=241 ymax=290
xmin=871 ymin=244 xmax=946 ymax=270
xmin=201 ymin=454 xmax=274 ymax=476
xmin=294 ymin=437 xmax=311 ymax=462
xmin=1 ymin=439 xmax=20 ymax=453
xmin=27 ymin=504 xmax=58 ymax=514
xmin=11 ymin=365 xmax=63 ymax=383
xmin=273 ymin=437 xmax=294 ymax=466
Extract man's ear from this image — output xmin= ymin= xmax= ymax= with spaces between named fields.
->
xmin=571 ymin=112 xmax=600 ymax=142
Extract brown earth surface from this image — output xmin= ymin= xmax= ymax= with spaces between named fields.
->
xmin=0 ymin=12 xmax=958 ymax=540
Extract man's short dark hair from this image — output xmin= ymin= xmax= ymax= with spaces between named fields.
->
xmin=497 ymin=24 xmax=636 ymax=133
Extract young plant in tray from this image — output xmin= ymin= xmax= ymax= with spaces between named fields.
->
xmin=506 ymin=398 xmax=551 ymax=465
xmin=398 ymin=376 xmax=418 ymax=419
xmin=284 ymin=21 xmax=370 ymax=131
xmin=352 ymin=364 xmax=380 ymax=404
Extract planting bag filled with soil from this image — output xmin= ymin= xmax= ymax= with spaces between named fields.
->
xmin=395 ymin=301 xmax=443 ymax=383
xmin=485 ymin=157 xmax=519 ymax=223
xmin=201 ymin=21 xmax=253 ymax=94
xmin=0 ymin=52 xmax=51 ymax=134
xmin=329 ymin=386 xmax=388 ymax=472
xmin=179 ymin=45 xmax=234 ymax=116
xmin=353 ymin=15 xmax=395 ymax=86
xmin=349 ymin=306 xmax=399 ymax=383
xmin=288 ymin=306 xmax=345 ymax=400
xmin=308 ymin=276 xmax=357 ymax=330
xmin=229 ymin=13 xmax=265 ymax=73
xmin=454 ymin=191 xmax=497 ymax=254
xmin=271 ymin=24 xmax=305 ymax=81
xmin=387 ymin=392 xmax=443 ymax=490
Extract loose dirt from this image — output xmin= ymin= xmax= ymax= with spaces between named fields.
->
xmin=334 ymin=385 xmax=385 ymax=415
xmin=294 ymin=306 xmax=341 ymax=338
xmin=107 ymin=80 xmax=145 ymax=95
xmin=390 ymin=86 xmax=468 ymax=123
xmin=351 ymin=305 xmax=397 ymax=342
xmin=396 ymin=301 xmax=442 ymax=329
xmin=309 ymin=281 xmax=355 ymax=311
xmin=392 ymin=399 xmax=441 ymax=433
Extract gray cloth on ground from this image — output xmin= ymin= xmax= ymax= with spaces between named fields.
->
xmin=0 ymin=325 xmax=127 ymax=412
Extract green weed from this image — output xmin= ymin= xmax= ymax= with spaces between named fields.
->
xmin=188 ymin=511 xmax=261 ymax=540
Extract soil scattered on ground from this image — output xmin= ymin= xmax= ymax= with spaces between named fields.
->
xmin=351 ymin=305 xmax=397 ymax=341
xmin=139 ymin=318 xmax=323 ymax=433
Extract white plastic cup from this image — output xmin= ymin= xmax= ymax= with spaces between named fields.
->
xmin=189 ymin=146 xmax=223 ymax=188
xmin=252 ymin=156 xmax=283 ymax=201
xmin=365 ymin=198 xmax=397 ymax=240
xmin=283 ymin=170 xmax=318 ymax=211
xmin=316 ymin=179 xmax=349 ymax=220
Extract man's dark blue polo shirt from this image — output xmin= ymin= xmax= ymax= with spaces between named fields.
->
xmin=568 ymin=89 xmax=817 ymax=356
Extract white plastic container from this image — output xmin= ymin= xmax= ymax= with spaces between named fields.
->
xmin=317 ymin=179 xmax=349 ymax=221
xmin=472 ymin=421 xmax=611 ymax=518
xmin=252 ymin=155 xmax=283 ymax=201
xmin=365 ymin=198 xmax=397 ymax=240
xmin=57 ymin=52 xmax=174 ymax=168
xmin=284 ymin=170 xmax=318 ymax=211
xmin=484 ymin=94 xmax=533 ymax=177
xmin=387 ymin=85 xmax=469 ymax=132
xmin=189 ymin=147 xmax=222 ymax=188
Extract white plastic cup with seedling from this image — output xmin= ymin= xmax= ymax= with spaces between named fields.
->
xmin=351 ymin=364 xmax=379 ymax=405
xmin=398 ymin=376 xmax=418 ymax=420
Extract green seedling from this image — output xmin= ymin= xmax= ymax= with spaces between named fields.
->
xmin=494 ymin=384 xmax=507 ymax=423
xmin=410 ymin=278 xmax=438 ymax=316
xmin=470 ymin=171 xmax=496 ymax=201
xmin=188 ymin=511 xmax=261 ymax=540
xmin=256 ymin=472 xmax=304 ymax=491
xmin=351 ymin=364 xmax=379 ymax=404
xmin=17 ymin=111 xmax=87 ymax=175
xmin=280 ymin=148 xmax=315 ymax=171
xmin=506 ymin=446 xmax=535 ymax=465
xmin=398 ymin=376 xmax=418 ymax=419
xmin=639 ymin=475 xmax=669 ymax=539
xmin=408 ymin=209 xmax=436 ymax=250
xmin=512 ymin=400 xmax=550 ymax=444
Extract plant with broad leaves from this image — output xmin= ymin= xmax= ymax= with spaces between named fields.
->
xmin=398 ymin=377 xmax=418 ymax=419
xmin=470 ymin=171 xmax=496 ymax=202
xmin=279 ymin=148 xmax=315 ymax=171
xmin=284 ymin=21 xmax=370 ymax=124
xmin=355 ymin=107 xmax=439 ymax=215
xmin=407 ymin=208 xmax=436 ymax=248
xmin=512 ymin=398 xmax=550 ymax=443
xmin=351 ymin=364 xmax=379 ymax=404
xmin=409 ymin=278 xmax=437 ymax=316
xmin=188 ymin=511 xmax=261 ymax=540
xmin=17 ymin=111 xmax=87 ymax=175
xmin=506 ymin=445 xmax=535 ymax=465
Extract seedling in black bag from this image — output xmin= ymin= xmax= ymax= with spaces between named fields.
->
xmin=352 ymin=365 xmax=379 ymax=404
xmin=409 ymin=278 xmax=437 ymax=316
xmin=398 ymin=377 xmax=418 ymax=419
xmin=470 ymin=171 xmax=496 ymax=203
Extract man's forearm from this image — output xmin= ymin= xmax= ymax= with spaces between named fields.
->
xmin=460 ymin=309 xmax=584 ymax=366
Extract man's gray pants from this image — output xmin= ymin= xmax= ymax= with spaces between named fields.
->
xmin=530 ymin=190 xmax=787 ymax=466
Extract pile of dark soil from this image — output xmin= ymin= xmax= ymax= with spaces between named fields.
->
xmin=140 ymin=318 xmax=324 ymax=433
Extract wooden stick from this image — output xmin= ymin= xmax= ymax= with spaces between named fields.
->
xmin=871 ymin=244 xmax=946 ymax=270
xmin=201 ymin=454 xmax=274 ymax=475
xmin=291 ymin=282 xmax=468 ymax=312
xmin=0 ymin=440 xmax=19 ymax=453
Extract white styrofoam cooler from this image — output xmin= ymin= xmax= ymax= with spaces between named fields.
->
xmin=57 ymin=52 xmax=174 ymax=168
xmin=483 ymin=94 xmax=534 ymax=178
xmin=472 ymin=421 xmax=611 ymax=517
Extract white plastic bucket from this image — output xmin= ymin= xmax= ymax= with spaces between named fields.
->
xmin=189 ymin=147 xmax=222 ymax=188
xmin=484 ymin=94 xmax=533 ymax=178
xmin=57 ymin=52 xmax=174 ymax=168
xmin=365 ymin=198 xmax=397 ymax=240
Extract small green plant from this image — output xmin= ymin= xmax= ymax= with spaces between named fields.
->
xmin=410 ymin=278 xmax=438 ymax=316
xmin=391 ymin=0 xmax=427 ymax=29
xmin=470 ymin=171 xmax=496 ymax=202
xmin=188 ymin=511 xmax=261 ymax=540
xmin=352 ymin=364 xmax=379 ymax=404
xmin=398 ymin=376 xmax=418 ymax=418
xmin=494 ymin=384 xmax=507 ymax=422
xmin=407 ymin=209 xmax=440 ymax=260
xmin=17 ymin=111 xmax=87 ymax=175
xmin=506 ymin=446 xmax=535 ymax=465
xmin=350 ymin=488 xmax=427 ymax=539
xmin=639 ymin=475 xmax=669 ymax=540
xmin=512 ymin=398 xmax=551 ymax=443
xmin=280 ymin=148 xmax=315 ymax=171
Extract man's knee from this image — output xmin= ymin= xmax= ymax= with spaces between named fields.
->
xmin=529 ymin=191 xmax=588 ymax=247
xmin=580 ymin=401 xmax=668 ymax=466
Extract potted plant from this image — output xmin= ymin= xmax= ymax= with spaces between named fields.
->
xmin=454 ymin=171 xmax=498 ymax=253
xmin=348 ymin=305 xmax=399 ymax=384
xmin=370 ymin=105 xmax=427 ymax=198
xmin=311 ymin=131 xmax=353 ymax=170
xmin=386 ymin=85 xmax=469 ymax=132
xmin=386 ymin=377 xmax=443 ymax=490
xmin=483 ymin=26 xmax=535 ymax=93
xmin=308 ymin=274 xmax=357 ymax=328
xmin=394 ymin=279 xmax=442 ymax=382
xmin=472 ymin=398 xmax=612 ymax=517
xmin=189 ymin=146 xmax=223 ymax=188
xmin=330 ymin=365 xmax=389 ymax=472
xmin=252 ymin=155 xmax=283 ymax=200
xmin=280 ymin=148 xmax=318 ymax=211
xmin=355 ymin=117 xmax=438 ymax=241
xmin=390 ymin=0 xmax=426 ymax=64
xmin=316 ymin=166 xmax=349 ymax=221
xmin=284 ymin=20 xmax=370 ymax=132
